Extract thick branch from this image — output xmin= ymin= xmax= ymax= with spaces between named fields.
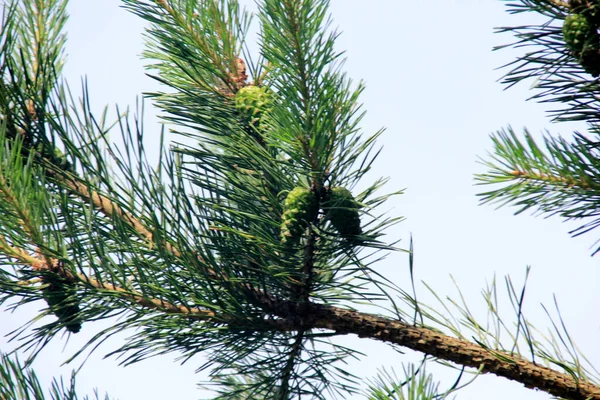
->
xmin=300 ymin=303 xmax=600 ymax=400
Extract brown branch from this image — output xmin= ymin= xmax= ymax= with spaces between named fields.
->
xmin=8 ymin=243 xmax=285 ymax=330
xmin=33 ymin=150 xmax=285 ymax=317
xmin=74 ymin=272 xmax=216 ymax=319
xmin=300 ymin=303 xmax=600 ymax=400
xmin=2 ymin=97 xmax=184 ymax=265
xmin=8 ymin=245 xmax=215 ymax=320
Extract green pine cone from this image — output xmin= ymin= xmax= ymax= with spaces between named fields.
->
xmin=42 ymin=278 xmax=81 ymax=333
xmin=280 ymin=187 xmax=318 ymax=247
xmin=234 ymin=85 xmax=272 ymax=132
xmin=324 ymin=187 xmax=362 ymax=241
xmin=563 ymin=13 xmax=598 ymax=53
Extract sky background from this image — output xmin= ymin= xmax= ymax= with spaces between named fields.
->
xmin=1 ymin=1 xmax=599 ymax=399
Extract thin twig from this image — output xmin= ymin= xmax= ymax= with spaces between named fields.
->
xmin=510 ymin=169 xmax=593 ymax=190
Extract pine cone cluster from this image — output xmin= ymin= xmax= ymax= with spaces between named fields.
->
xmin=563 ymin=1 xmax=600 ymax=76
xmin=280 ymin=186 xmax=362 ymax=248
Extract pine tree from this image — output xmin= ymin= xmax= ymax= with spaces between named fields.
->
xmin=0 ymin=0 xmax=599 ymax=399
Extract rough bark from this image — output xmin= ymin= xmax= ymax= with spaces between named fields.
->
xmin=298 ymin=303 xmax=600 ymax=400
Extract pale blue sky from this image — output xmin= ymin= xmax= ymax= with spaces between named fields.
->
xmin=1 ymin=1 xmax=599 ymax=399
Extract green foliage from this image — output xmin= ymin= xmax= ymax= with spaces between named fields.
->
xmin=0 ymin=352 xmax=111 ymax=400
xmin=1 ymin=1 xmax=599 ymax=399
xmin=279 ymin=186 xmax=318 ymax=247
xmin=0 ymin=0 xmax=405 ymax=398
xmin=365 ymin=365 xmax=442 ymax=400
xmin=0 ymin=0 xmax=71 ymax=169
xmin=478 ymin=0 xmax=600 ymax=253
xmin=493 ymin=1 xmax=599 ymax=122
xmin=476 ymin=127 xmax=600 ymax=253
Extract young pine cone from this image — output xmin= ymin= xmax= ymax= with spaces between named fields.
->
xmin=280 ymin=187 xmax=318 ymax=247
xmin=234 ymin=85 xmax=273 ymax=133
xmin=42 ymin=278 xmax=82 ymax=333
xmin=563 ymin=13 xmax=599 ymax=53
xmin=323 ymin=187 xmax=362 ymax=242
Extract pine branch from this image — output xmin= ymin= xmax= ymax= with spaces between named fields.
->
xmin=4 ymin=195 xmax=591 ymax=400
xmin=11 ymin=239 xmax=599 ymax=400
xmin=143 ymin=0 xmax=245 ymax=95
xmin=477 ymin=127 xmax=600 ymax=253
xmin=271 ymin=301 xmax=600 ymax=400
xmin=45 ymin=167 xmax=183 ymax=258
xmin=6 ymin=243 xmax=215 ymax=320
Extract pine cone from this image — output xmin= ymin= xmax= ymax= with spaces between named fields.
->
xmin=234 ymin=85 xmax=273 ymax=132
xmin=563 ymin=13 xmax=598 ymax=53
xmin=323 ymin=187 xmax=362 ymax=242
xmin=42 ymin=278 xmax=81 ymax=333
xmin=280 ymin=187 xmax=318 ymax=247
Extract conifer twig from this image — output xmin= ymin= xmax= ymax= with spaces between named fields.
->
xmin=510 ymin=169 xmax=594 ymax=190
